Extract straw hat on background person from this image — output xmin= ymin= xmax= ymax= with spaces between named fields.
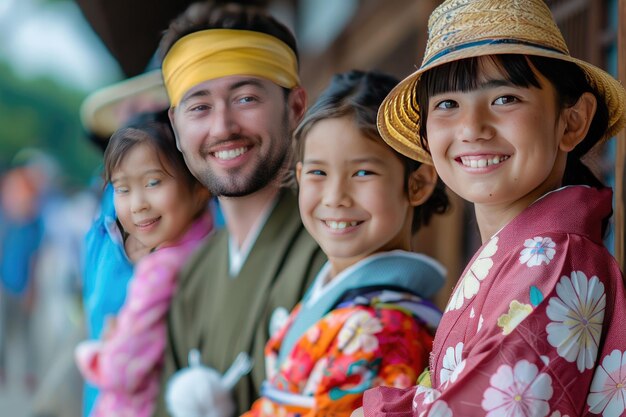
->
xmin=377 ymin=0 xmax=626 ymax=165
xmin=80 ymin=69 xmax=169 ymax=147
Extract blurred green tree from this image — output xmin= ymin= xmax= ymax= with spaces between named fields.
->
xmin=0 ymin=61 xmax=101 ymax=188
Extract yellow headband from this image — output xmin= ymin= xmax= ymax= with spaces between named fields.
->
xmin=162 ymin=29 xmax=300 ymax=107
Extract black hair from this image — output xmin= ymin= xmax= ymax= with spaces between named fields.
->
xmin=294 ymin=70 xmax=449 ymax=233
xmin=103 ymin=109 xmax=202 ymax=192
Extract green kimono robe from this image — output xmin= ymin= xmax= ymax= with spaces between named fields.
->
xmin=154 ymin=189 xmax=326 ymax=416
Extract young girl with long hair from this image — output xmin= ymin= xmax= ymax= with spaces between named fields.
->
xmin=75 ymin=110 xmax=212 ymax=417
xmin=242 ymin=69 xmax=449 ymax=417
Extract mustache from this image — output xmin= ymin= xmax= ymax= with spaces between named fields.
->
xmin=199 ymin=135 xmax=252 ymax=159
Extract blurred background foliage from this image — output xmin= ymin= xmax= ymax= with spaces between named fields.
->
xmin=0 ymin=60 xmax=100 ymax=189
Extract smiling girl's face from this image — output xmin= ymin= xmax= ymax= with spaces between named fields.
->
xmin=112 ymin=142 xmax=206 ymax=251
xmin=425 ymin=57 xmax=573 ymax=221
xmin=296 ymin=116 xmax=416 ymax=276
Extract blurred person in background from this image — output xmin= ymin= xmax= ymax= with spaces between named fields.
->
xmin=75 ymin=108 xmax=213 ymax=417
xmin=0 ymin=164 xmax=45 ymax=392
xmin=0 ymin=148 xmax=97 ymax=417
xmin=77 ymin=68 xmax=170 ymax=417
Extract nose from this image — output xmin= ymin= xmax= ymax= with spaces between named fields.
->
xmin=457 ymin=104 xmax=495 ymax=143
xmin=322 ymin=176 xmax=352 ymax=208
xmin=130 ymin=189 xmax=149 ymax=213
xmin=210 ymin=102 xmax=241 ymax=140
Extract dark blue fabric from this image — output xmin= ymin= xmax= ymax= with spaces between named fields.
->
xmin=0 ymin=215 xmax=43 ymax=295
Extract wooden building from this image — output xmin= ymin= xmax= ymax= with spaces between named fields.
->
xmin=271 ymin=0 xmax=626 ymax=307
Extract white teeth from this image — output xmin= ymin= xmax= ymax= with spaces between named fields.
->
xmin=214 ymin=147 xmax=247 ymax=160
xmin=460 ymin=155 xmax=509 ymax=168
xmin=326 ymin=221 xmax=358 ymax=230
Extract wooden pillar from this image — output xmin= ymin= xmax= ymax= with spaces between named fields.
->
xmin=617 ymin=0 xmax=626 ymax=270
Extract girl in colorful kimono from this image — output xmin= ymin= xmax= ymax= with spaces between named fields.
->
xmin=355 ymin=1 xmax=626 ymax=416
xmin=75 ymin=110 xmax=213 ymax=417
xmin=241 ymin=70 xmax=450 ymax=417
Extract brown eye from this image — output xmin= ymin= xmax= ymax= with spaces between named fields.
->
xmin=493 ymin=95 xmax=518 ymax=105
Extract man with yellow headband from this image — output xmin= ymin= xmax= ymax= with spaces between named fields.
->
xmin=153 ymin=2 xmax=326 ymax=416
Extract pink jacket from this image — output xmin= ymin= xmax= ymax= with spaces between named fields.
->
xmin=76 ymin=213 xmax=213 ymax=417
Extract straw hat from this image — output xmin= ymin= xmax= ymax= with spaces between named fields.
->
xmin=80 ymin=69 xmax=169 ymax=139
xmin=378 ymin=0 xmax=626 ymax=164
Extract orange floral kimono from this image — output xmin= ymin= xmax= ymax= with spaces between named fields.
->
xmin=242 ymin=250 xmax=445 ymax=417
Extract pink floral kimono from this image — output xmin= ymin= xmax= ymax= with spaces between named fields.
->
xmin=75 ymin=213 xmax=213 ymax=417
xmin=243 ymin=250 xmax=446 ymax=417
xmin=363 ymin=186 xmax=626 ymax=417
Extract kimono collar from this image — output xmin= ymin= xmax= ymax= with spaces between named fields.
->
xmin=278 ymin=250 xmax=446 ymax=364
xmin=499 ymin=186 xmax=612 ymax=244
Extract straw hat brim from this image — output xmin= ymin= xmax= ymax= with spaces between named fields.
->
xmin=378 ymin=43 xmax=626 ymax=165
xmin=80 ymin=69 xmax=170 ymax=139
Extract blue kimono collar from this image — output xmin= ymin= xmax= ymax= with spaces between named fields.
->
xmin=278 ymin=250 xmax=446 ymax=364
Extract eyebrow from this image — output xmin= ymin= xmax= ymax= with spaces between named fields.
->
xmin=180 ymin=89 xmax=209 ymax=105
xmin=180 ymin=78 xmax=268 ymax=105
xmin=111 ymin=168 xmax=165 ymax=183
xmin=302 ymin=156 xmax=387 ymax=165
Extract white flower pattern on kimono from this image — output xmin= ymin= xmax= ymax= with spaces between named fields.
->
xmin=446 ymin=237 xmax=498 ymax=312
xmin=414 ymin=385 xmax=441 ymax=407
xmin=306 ymin=325 xmax=321 ymax=343
xmin=302 ymin=357 xmax=328 ymax=396
xmin=265 ymin=352 xmax=278 ymax=380
xmin=546 ymin=271 xmax=606 ymax=372
xmin=587 ymin=349 xmax=626 ymax=417
xmin=336 ymin=311 xmax=383 ymax=355
xmin=481 ymin=360 xmax=553 ymax=417
xmin=440 ymin=342 xmax=465 ymax=386
xmin=519 ymin=237 xmax=556 ymax=267
xmin=420 ymin=400 xmax=453 ymax=417
xmin=549 ymin=412 xmax=570 ymax=417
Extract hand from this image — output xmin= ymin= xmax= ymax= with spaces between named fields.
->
xmin=351 ymin=407 xmax=365 ymax=417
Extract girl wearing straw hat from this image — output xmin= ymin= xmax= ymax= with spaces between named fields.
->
xmin=355 ymin=0 xmax=626 ymax=416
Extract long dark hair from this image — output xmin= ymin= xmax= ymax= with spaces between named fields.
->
xmin=294 ymin=70 xmax=449 ymax=233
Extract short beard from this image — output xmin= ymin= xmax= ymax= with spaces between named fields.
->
xmin=201 ymin=150 xmax=287 ymax=197
xmin=197 ymin=109 xmax=291 ymax=197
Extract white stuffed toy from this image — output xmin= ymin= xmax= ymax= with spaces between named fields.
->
xmin=165 ymin=349 xmax=253 ymax=417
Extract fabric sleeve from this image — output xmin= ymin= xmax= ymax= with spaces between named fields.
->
xmin=363 ymin=313 xmax=582 ymax=416
xmin=76 ymin=253 xmax=178 ymax=392
xmin=364 ymin=233 xmax=624 ymax=417
xmin=363 ymin=386 xmax=416 ymax=417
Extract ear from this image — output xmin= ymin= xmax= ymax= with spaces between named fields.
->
xmin=287 ymin=86 xmax=307 ymax=129
xmin=559 ymin=92 xmax=597 ymax=152
xmin=407 ymin=163 xmax=438 ymax=207
xmin=168 ymin=107 xmax=183 ymax=152
xmin=295 ymin=162 xmax=303 ymax=186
